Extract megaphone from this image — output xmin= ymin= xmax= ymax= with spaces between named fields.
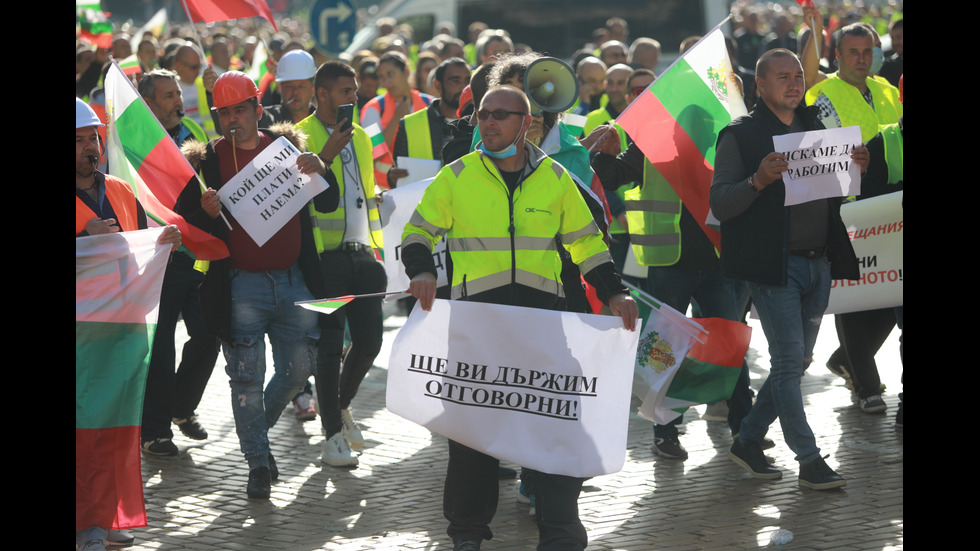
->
xmin=523 ymin=57 xmax=579 ymax=115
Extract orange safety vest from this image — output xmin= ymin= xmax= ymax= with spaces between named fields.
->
xmin=362 ymin=90 xmax=431 ymax=149
xmin=76 ymin=174 xmax=141 ymax=234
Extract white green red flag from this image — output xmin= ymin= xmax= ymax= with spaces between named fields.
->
xmin=76 ymin=228 xmax=170 ymax=531
xmin=104 ymin=60 xmax=229 ymax=261
xmin=246 ymin=39 xmax=269 ymax=85
xmin=295 ymin=296 xmax=355 ymax=315
xmin=77 ymin=2 xmax=113 ymax=49
xmin=616 ymin=22 xmax=747 ymax=251
xmin=628 ymin=282 xmax=750 ymax=424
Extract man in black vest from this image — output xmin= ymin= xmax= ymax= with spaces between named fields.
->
xmin=709 ymin=49 xmax=867 ymax=490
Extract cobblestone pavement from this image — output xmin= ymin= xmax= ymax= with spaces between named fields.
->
xmin=130 ymin=305 xmax=903 ymax=550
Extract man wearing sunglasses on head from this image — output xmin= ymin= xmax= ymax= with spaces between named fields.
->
xmin=401 ymin=85 xmax=637 ymax=551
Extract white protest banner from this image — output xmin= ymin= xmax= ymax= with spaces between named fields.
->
xmin=216 ymin=136 xmax=328 ymax=246
xmin=387 ymin=299 xmax=640 ymax=478
xmin=827 ymin=190 xmax=903 ymax=314
xmin=379 ymin=177 xmax=448 ymax=298
xmin=773 ymin=125 xmax=862 ymax=206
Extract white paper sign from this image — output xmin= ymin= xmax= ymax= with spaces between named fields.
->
xmin=826 ymin=190 xmax=903 ymax=314
xmin=773 ymin=126 xmax=862 ymax=206
xmin=387 ymin=299 xmax=640 ymax=478
xmin=217 ymin=136 xmax=329 ymax=246
xmin=379 ymin=177 xmax=449 ymax=298
xmin=396 ymin=156 xmax=443 ymax=183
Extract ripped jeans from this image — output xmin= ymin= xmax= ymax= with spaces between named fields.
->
xmin=739 ymin=255 xmax=831 ymax=464
xmin=224 ymin=266 xmax=319 ymax=469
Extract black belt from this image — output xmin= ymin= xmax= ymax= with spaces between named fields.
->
xmin=788 ymin=247 xmax=826 ymax=259
xmin=340 ymin=242 xmax=370 ymax=253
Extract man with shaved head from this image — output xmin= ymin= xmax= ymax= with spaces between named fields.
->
xmin=402 ymin=85 xmax=637 ymax=551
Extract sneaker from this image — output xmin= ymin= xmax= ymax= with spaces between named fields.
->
xmin=247 ymin=466 xmax=271 ymax=499
xmin=106 ymin=529 xmax=134 ymax=547
xmin=322 ymin=432 xmax=358 ymax=467
xmin=268 ymin=451 xmax=279 ymax=481
xmin=703 ymin=401 xmax=729 ymax=421
xmin=140 ymin=438 xmax=178 ymax=456
xmin=859 ymin=394 xmax=887 ymax=414
xmin=798 ymin=456 xmax=846 ymax=490
xmin=173 ymin=415 xmax=208 ymax=440
xmin=517 ymin=482 xmax=536 ymax=519
xmin=76 ymin=527 xmax=107 ymax=551
xmin=453 ymin=540 xmax=481 ymax=551
xmin=825 ymin=360 xmax=855 ymax=390
xmin=293 ymin=393 xmax=317 ymax=422
xmin=652 ymin=434 xmax=688 ymax=460
xmin=728 ymin=439 xmax=782 ymax=479
xmin=340 ymin=408 xmax=364 ymax=449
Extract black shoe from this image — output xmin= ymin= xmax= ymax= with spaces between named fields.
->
xmin=268 ymin=451 xmax=279 ymax=481
xmin=798 ymin=456 xmax=846 ymax=490
xmin=173 ymin=415 xmax=208 ymax=440
xmin=652 ymin=434 xmax=688 ymax=459
xmin=140 ymin=438 xmax=178 ymax=456
xmin=247 ymin=466 xmax=272 ymax=499
xmin=728 ymin=439 xmax=782 ymax=479
xmin=453 ymin=540 xmax=481 ymax=551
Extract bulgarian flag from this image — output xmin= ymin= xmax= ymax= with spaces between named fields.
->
xmin=656 ymin=316 xmax=751 ymax=421
xmin=180 ymin=0 xmax=278 ymax=31
xmin=77 ymin=2 xmax=113 ymax=49
xmin=627 ymin=282 xmax=750 ymax=424
xmin=295 ymin=296 xmax=355 ymax=315
xmin=118 ymin=54 xmax=142 ymax=76
xmin=76 ymin=228 xmax=170 ymax=531
xmin=105 ymin=60 xmax=229 ymax=261
xmin=616 ymin=21 xmax=747 ymax=252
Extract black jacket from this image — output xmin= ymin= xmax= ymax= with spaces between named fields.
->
xmin=712 ymin=100 xmax=859 ymax=285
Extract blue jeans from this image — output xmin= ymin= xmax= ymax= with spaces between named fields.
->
xmin=739 ymin=255 xmax=832 ymax=464
xmin=647 ymin=266 xmax=752 ymax=436
xmin=224 ymin=265 xmax=319 ymax=469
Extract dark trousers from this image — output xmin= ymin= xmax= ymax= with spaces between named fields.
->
xmin=444 ymin=440 xmax=587 ymax=550
xmin=828 ymin=308 xmax=896 ymax=398
xmin=314 ymin=248 xmax=386 ymax=436
xmin=142 ymin=252 xmax=219 ymax=441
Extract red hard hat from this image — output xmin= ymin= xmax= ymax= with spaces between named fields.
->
xmin=211 ymin=71 xmax=259 ymax=110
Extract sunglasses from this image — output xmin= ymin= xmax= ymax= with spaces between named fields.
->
xmin=476 ymin=109 xmax=528 ymax=121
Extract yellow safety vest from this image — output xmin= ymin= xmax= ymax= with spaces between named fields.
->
xmin=403 ymin=147 xmax=611 ymax=299
xmin=194 ymin=76 xmax=216 ymax=138
xmin=403 ymin=108 xmax=434 ymax=160
xmin=624 ymin=159 xmax=701 ymax=266
xmin=880 ymin=123 xmax=903 ymax=184
xmin=296 ymin=115 xmax=384 ymax=253
xmin=805 ymin=75 xmax=902 ymax=142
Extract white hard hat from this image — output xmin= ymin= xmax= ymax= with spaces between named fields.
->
xmin=76 ymin=97 xmax=104 ymax=129
xmin=275 ymin=50 xmax=317 ymax=82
